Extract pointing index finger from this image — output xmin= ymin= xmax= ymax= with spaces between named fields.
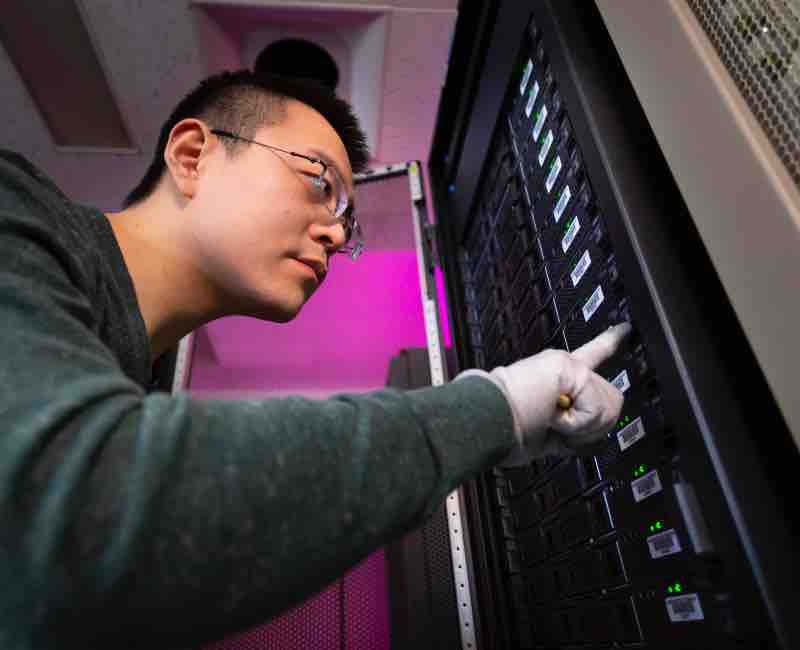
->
xmin=571 ymin=322 xmax=633 ymax=369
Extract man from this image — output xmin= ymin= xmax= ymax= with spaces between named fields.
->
xmin=0 ymin=70 xmax=628 ymax=648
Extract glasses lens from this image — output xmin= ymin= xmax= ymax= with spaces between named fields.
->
xmin=345 ymin=241 xmax=365 ymax=260
xmin=337 ymin=218 xmax=364 ymax=260
xmin=319 ymin=163 xmax=364 ymax=260
xmin=326 ymin=164 xmax=349 ymax=220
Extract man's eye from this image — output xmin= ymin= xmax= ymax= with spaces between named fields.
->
xmin=311 ymin=176 xmax=331 ymax=196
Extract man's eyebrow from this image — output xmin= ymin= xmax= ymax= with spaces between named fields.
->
xmin=306 ymin=148 xmax=342 ymax=177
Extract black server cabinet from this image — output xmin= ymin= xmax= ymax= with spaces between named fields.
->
xmin=428 ymin=2 xmax=797 ymax=649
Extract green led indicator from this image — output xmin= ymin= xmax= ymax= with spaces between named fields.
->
xmin=667 ymin=581 xmax=684 ymax=594
xmin=667 ymin=586 xmax=674 ymax=593
xmin=649 ymin=520 xmax=664 ymax=533
xmin=675 ymin=583 xmax=683 ymax=593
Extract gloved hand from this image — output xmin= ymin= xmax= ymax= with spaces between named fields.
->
xmin=459 ymin=322 xmax=631 ymax=464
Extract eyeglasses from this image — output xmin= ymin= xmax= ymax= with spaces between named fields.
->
xmin=210 ymin=129 xmax=364 ymax=260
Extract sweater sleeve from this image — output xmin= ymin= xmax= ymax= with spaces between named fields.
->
xmin=0 ymin=204 xmax=515 ymax=648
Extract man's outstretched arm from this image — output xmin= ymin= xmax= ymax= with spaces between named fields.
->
xmin=0 ymin=211 xmax=516 ymax=649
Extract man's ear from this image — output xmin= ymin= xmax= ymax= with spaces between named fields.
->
xmin=163 ymin=119 xmax=216 ymax=200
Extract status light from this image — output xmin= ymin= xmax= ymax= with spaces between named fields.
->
xmin=667 ymin=581 xmax=683 ymax=594
xmin=648 ymin=520 xmax=664 ymax=533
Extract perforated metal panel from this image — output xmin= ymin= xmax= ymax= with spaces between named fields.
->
xmin=688 ymin=0 xmax=800 ymax=189
xmin=203 ymin=550 xmax=389 ymax=650
xmin=344 ymin=550 xmax=391 ymax=650
xmin=422 ymin=503 xmax=463 ymax=646
xmin=203 ymin=578 xmax=343 ymax=650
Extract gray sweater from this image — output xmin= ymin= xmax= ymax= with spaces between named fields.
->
xmin=0 ymin=150 xmax=515 ymax=649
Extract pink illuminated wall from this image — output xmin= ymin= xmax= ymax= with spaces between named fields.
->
xmin=190 ymin=250 xmax=428 ymax=395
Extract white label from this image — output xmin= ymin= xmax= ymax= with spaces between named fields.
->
xmin=666 ymin=594 xmax=705 ymax=622
xmin=545 ymin=155 xmax=562 ymax=194
xmin=408 ymin=161 xmax=423 ymax=201
xmin=561 ymin=215 xmax=580 ymax=253
xmin=538 ymin=129 xmax=554 ymax=167
xmin=632 ymin=469 xmax=663 ymax=503
xmin=611 ymin=369 xmax=631 ymax=393
xmin=570 ymin=250 xmax=592 ymax=287
xmin=647 ymin=528 xmax=682 ymax=559
xmin=553 ymin=185 xmax=572 ymax=224
xmin=532 ymin=105 xmax=548 ymax=142
xmin=616 ymin=416 xmax=646 ymax=451
xmin=582 ymin=284 xmax=604 ymax=322
xmin=524 ymin=81 xmax=540 ymax=118
xmin=520 ymin=59 xmax=533 ymax=95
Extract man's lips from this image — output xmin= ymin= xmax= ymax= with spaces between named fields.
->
xmin=295 ymin=257 xmax=326 ymax=283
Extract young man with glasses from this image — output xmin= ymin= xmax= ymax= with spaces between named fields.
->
xmin=0 ymin=70 xmax=629 ymax=648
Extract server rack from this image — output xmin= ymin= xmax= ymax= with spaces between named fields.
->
xmin=429 ymin=2 xmax=798 ymax=649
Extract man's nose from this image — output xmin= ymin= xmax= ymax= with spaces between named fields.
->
xmin=309 ymin=219 xmax=347 ymax=253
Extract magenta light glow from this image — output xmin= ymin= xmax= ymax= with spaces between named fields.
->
xmin=190 ymin=250 xmax=434 ymax=392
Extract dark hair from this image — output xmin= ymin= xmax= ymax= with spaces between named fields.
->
xmin=123 ymin=70 xmax=369 ymax=207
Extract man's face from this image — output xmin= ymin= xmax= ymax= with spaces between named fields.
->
xmin=188 ymin=99 xmax=355 ymax=322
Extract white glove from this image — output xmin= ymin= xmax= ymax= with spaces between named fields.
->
xmin=460 ymin=323 xmax=631 ymax=464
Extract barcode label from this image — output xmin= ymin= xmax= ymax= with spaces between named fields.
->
xmin=647 ymin=528 xmax=682 ymax=559
xmin=554 ymin=185 xmax=572 ymax=224
xmin=520 ymin=59 xmax=533 ymax=95
xmin=665 ymin=594 xmax=705 ymax=622
xmin=538 ymin=129 xmax=554 ymax=166
xmin=561 ymin=215 xmax=580 ymax=253
xmin=582 ymin=285 xmax=604 ymax=322
xmin=532 ymin=105 xmax=549 ymax=142
xmin=571 ymin=250 xmax=592 ymax=287
xmin=525 ymin=81 xmax=541 ymax=117
xmin=631 ymin=469 xmax=663 ymax=502
xmin=545 ymin=155 xmax=562 ymax=193
xmin=611 ymin=369 xmax=631 ymax=393
xmin=617 ymin=416 xmax=645 ymax=451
